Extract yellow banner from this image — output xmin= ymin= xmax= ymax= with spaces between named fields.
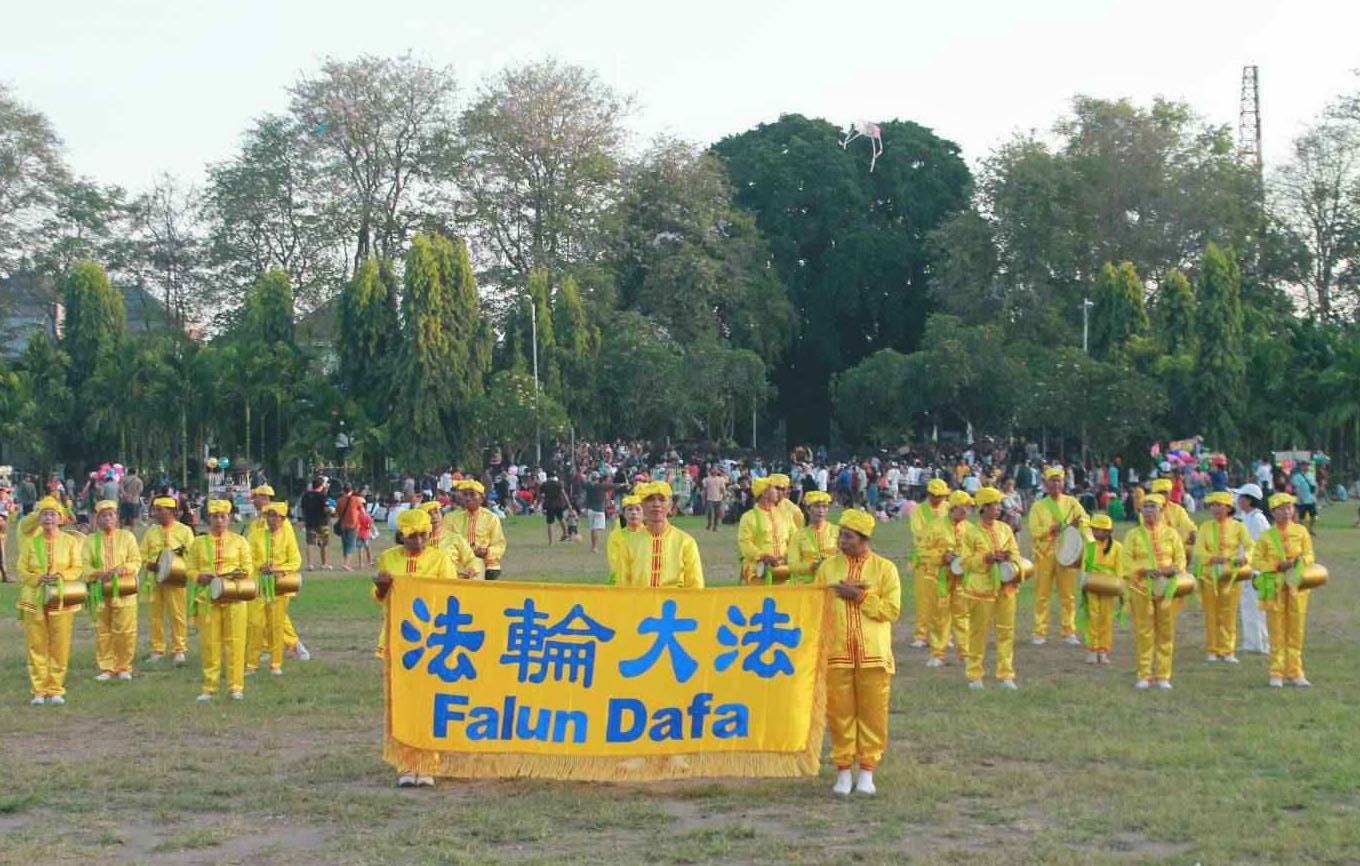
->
xmin=383 ymin=579 xmax=831 ymax=781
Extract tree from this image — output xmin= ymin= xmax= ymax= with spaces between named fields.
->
xmin=1194 ymin=244 xmax=1246 ymax=447
xmin=469 ymin=370 xmax=569 ymax=461
xmin=0 ymin=84 xmax=68 ymax=275
xmin=550 ymin=274 xmax=601 ymax=431
xmin=460 ymin=58 xmax=632 ymax=288
xmin=1089 ymin=261 xmax=1148 ymax=359
xmin=60 ymin=260 xmax=126 ymax=383
xmin=434 ymin=234 xmax=490 ymax=456
xmin=1155 ymin=268 xmax=1197 ymax=354
xmin=832 ymin=349 xmax=916 ymax=448
xmin=289 ymin=54 xmax=459 ymax=270
xmin=237 ymin=270 xmax=302 ymax=478
xmin=392 ymin=233 xmax=456 ymax=468
xmin=338 ymin=257 xmax=400 ymax=413
xmin=126 ymin=174 xmax=205 ymax=328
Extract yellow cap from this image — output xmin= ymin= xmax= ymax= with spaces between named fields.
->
xmin=94 ymin=499 xmax=118 ymax=513
xmin=1151 ymin=478 xmax=1172 ymax=494
xmin=459 ymin=480 xmax=485 ymax=495
xmin=1043 ymin=466 xmax=1065 ymax=480
xmin=1204 ymin=491 xmax=1234 ymax=508
xmin=948 ymin=490 xmax=974 ymax=509
xmin=973 ymin=487 xmax=1003 ymax=507
xmin=1090 ymin=513 xmax=1113 ymax=530
xmin=1142 ymin=493 xmax=1165 ymax=508
xmin=152 ymin=496 xmax=177 ymax=509
xmin=637 ymin=481 xmax=673 ymax=500
xmin=804 ymin=491 xmax=831 ymax=506
xmin=769 ymin=473 xmax=791 ymax=487
xmin=418 ymin=501 xmax=442 ymax=514
xmin=207 ymin=500 xmax=233 ymax=515
xmin=397 ymin=508 xmax=432 ymax=535
xmin=1268 ymin=492 xmax=1296 ymax=511
xmin=839 ymin=508 xmax=875 ymax=538
xmin=621 ymin=495 xmax=642 ymax=508
xmin=927 ymin=478 xmax=949 ymax=497
xmin=752 ymin=477 xmax=772 ymax=497
xmin=264 ymin=502 xmax=289 ymax=517
xmin=251 ymin=485 xmax=275 ymax=498
xmin=36 ymin=496 xmax=63 ymax=515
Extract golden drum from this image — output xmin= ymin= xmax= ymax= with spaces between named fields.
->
xmin=1084 ymin=573 xmax=1125 ymax=597
xmin=210 ymin=576 xmax=258 ymax=603
xmin=1298 ymin=563 xmax=1328 ymax=590
xmin=273 ymin=573 xmax=302 ymax=595
xmin=1171 ymin=573 xmax=1197 ymax=598
xmin=43 ymin=581 xmax=88 ymax=610
xmin=101 ymin=574 xmax=140 ymax=598
xmin=156 ymin=550 xmax=188 ymax=586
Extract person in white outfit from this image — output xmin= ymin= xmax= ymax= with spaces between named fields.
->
xmin=1232 ymin=484 xmax=1270 ymax=654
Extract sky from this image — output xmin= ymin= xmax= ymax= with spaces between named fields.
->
xmin=3 ymin=0 xmax=1358 ymax=193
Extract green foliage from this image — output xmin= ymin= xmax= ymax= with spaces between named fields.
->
xmin=392 ymin=233 xmax=456 ymax=469
xmin=1089 ymin=261 xmax=1148 ymax=360
xmin=1194 ymin=243 xmax=1246 ymax=448
xmin=832 ymin=349 xmax=915 ymax=448
xmin=338 ymin=258 xmax=399 ymax=412
xmin=1156 ymin=268 xmax=1197 ymax=354
xmin=60 ymin=260 xmax=125 ymax=379
xmin=469 ymin=370 xmax=569 ymax=458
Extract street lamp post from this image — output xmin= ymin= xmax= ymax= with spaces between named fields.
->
xmin=531 ymin=297 xmax=541 ymax=465
xmin=1082 ymin=297 xmax=1094 ymax=354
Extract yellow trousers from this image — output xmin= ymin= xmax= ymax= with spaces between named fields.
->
xmin=826 ymin=666 xmax=892 ymax=770
xmin=1200 ymin=578 xmax=1241 ymax=656
xmin=1085 ymin=592 xmax=1116 ymax=653
xmin=1129 ymin=591 xmax=1178 ymax=681
xmin=1033 ymin=554 xmax=1078 ymax=638
xmin=149 ymin=583 xmax=187 ymax=654
xmin=965 ymin=591 xmax=1017 ymax=682
xmin=24 ymin=609 xmax=75 ymax=697
xmin=92 ymin=603 xmax=138 ymax=673
xmin=246 ymin=596 xmax=291 ymax=671
xmin=200 ymin=600 xmax=247 ymax=695
xmin=929 ymin=581 xmax=969 ymax=659
xmin=912 ymin=564 xmax=934 ymax=641
xmin=1266 ymin=590 xmax=1309 ymax=679
xmin=283 ymin=611 xmax=299 ymax=651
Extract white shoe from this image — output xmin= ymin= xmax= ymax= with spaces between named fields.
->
xmin=1222 ymin=654 xmax=1239 ymax=664
xmin=1135 ymin=679 xmax=1150 ymax=690
xmin=29 ymin=695 xmax=46 ymax=706
xmin=197 ymin=693 xmax=214 ymax=702
xmin=1031 ymin=637 xmax=1046 ymax=646
xmin=49 ymin=695 xmax=66 ymax=705
xmin=229 ymin=691 xmax=244 ymax=701
xmin=1289 ymin=676 xmax=1311 ymax=688
xmin=910 ymin=639 xmax=928 ymax=649
xmin=1206 ymin=654 xmax=1219 ymax=662
xmin=999 ymin=679 xmax=1018 ymax=690
xmin=1085 ymin=652 xmax=1098 ymax=664
xmin=270 ymin=667 xmax=283 ymax=676
xmin=397 ymin=772 xmax=417 ymax=788
xmin=94 ymin=672 xmax=113 ymax=682
xmin=1099 ymin=653 xmax=1111 ymax=665
xmin=1157 ymin=680 xmax=1173 ymax=690
xmin=1268 ymin=677 xmax=1284 ymax=688
xmin=832 ymin=769 xmax=853 ymax=795
xmin=117 ymin=671 xmax=132 ymax=681
xmin=854 ymin=770 xmax=876 ymax=796
xmin=1062 ymin=635 xmax=1081 ymax=646
xmin=296 ymin=642 xmax=311 ymax=661
xmin=925 ymin=657 xmax=944 ymax=668
xmin=173 ymin=653 xmax=186 ymax=664
xmin=968 ymin=680 xmax=984 ymax=690
xmin=146 ymin=653 xmax=164 ymax=662
xmin=415 ymin=775 xmax=435 ymax=788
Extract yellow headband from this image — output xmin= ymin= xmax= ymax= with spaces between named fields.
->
xmin=152 ymin=496 xmax=177 ymax=509
xmin=1151 ymin=479 xmax=1172 ymax=494
xmin=264 ymin=502 xmax=289 ymax=517
xmin=419 ymin=501 xmax=442 ymax=514
xmin=251 ymin=484 xmax=275 ymax=498
xmin=397 ymin=508 xmax=432 ymax=535
xmin=36 ymin=496 xmax=63 ymax=516
xmin=637 ymin=481 xmax=672 ymax=500
xmin=1043 ymin=466 xmax=1065 ymax=481
xmin=207 ymin=500 xmax=233 ymax=515
xmin=621 ymin=495 xmax=642 ymax=508
xmin=927 ymin=478 xmax=949 ymax=497
xmin=1090 ymin=513 xmax=1113 ymax=530
xmin=1268 ymin=492 xmax=1295 ymax=511
xmin=1204 ymin=491 xmax=1234 ymax=508
xmin=1142 ymin=493 xmax=1165 ymax=508
xmin=459 ymin=480 xmax=485 ymax=495
xmin=94 ymin=499 xmax=118 ymax=513
xmin=804 ymin=491 xmax=831 ymax=506
xmin=839 ymin=508 xmax=875 ymax=538
xmin=948 ymin=490 xmax=974 ymax=509
xmin=769 ymin=473 xmax=791 ymax=487
xmin=973 ymin=487 xmax=1003 ymax=507
xmin=752 ymin=477 xmax=772 ymax=497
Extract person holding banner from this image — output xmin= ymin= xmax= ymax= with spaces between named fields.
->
xmin=616 ymin=481 xmax=704 ymax=589
xmin=1194 ymin=491 xmax=1250 ymax=663
xmin=82 ymin=500 xmax=143 ymax=681
xmin=606 ymin=494 xmax=643 ymax=584
xmin=960 ymin=487 xmax=1020 ymax=689
xmin=1249 ymin=493 xmax=1316 ymax=688
xmin=923 ymin=490 xmax=975 ymax=668
xmin=1080 ymin=514 xmax=1123 ymax=665
xmin=1121 ymin=495 xmax=1187 ymax=690
xmin=449 ymin=480 xmax=506 ymax=580
xmin=788 ymin=491 xmax=837 ymax=581
xmin=1027 ymin=467 xmax=1091 ymax=645
xmin=246 ymin=485 xmax=311 ymax=662
xmin=373 ymin=507 xmax=459 ymax=787
xmin=1151 ymin=478 xmax=1196 ymax=548
xmin=245 ymin=503 xmax=302 ymax=677
xmin=815 ymin=508 xmax=900 ymax=796
xmin=141 ymin=495 xmax=194 ymax=663
xmin=188 ymin=501 xmax=254 ymax=702
xmin=738 ymin=477 xmax=793 ymax=583
xmin=908 ymin=478 xmax=950 ymax=648
xmin=19 ymin=497 xmax=84 ymax=704
xmin=769 ymin=473 xmax=805 ymax=531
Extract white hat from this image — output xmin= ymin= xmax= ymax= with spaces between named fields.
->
xmin=1230 ymin=483 xmax=1264 ymax=502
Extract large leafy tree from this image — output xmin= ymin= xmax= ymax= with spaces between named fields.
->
xmin=392 ymin=233 xmax=456 ymax=469
xmin=0 ymin=84 xmax=68 ymax=275
xmin=1089 ymin=261 xmax=1149 ymax=360
xmin=338 ymin=257 xmax=400 ymax=418
xmin=713 ymin=114 xmax=971 ymax=442
xmin=1194 ymin=244 xmax=1246 ymax=447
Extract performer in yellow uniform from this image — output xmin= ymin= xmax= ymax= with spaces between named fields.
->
xmin=1250 ymin=493 xmax=1317 ymax=688
xmin=1194 ymin=491 xmax=1251 ymax=663
xmin=448 ymin=481 xmax=506 ymax=579
xmin=141 ymin=495 xmax=194 ymax=663
xmin=245 ymin=503 xmax=302 ymax=676
xmin=246 ymin=485 xmax=310 ymax=662
xmin=788 ymin=491 xmax=838 ymax=581
xmin=616 ymin=481 xmax=704 ymax=588
xmin=188 ymin=500 xmax=254 ymax=701
xmin=960 ymin=487 xmax=1021 ymax=689
xmin=815 ymin=508 xmax=900 ymax=796
xmin=18 ymin=498 xmax=83 ymax=704
xmin=432 ymin=502 xmax=480 ymax=578
xmin=769 ymin=473 xmax=805 ymax=531
xmin=908 ymin=478 xmax=950 ymax=647
xmin=1150 ymin=478 xmax=1196 ymax=548
xmin=373 ymin=507 xmax=459 ymax=788
xmin=83 ymin=500 xmax=143 ymax=681
xmin=923 ymin=490 xmax=974 ymax=667
xmin=1027 ymin=466 xmax=1091 ymax=645
xmin=1080 ymin=513 xmax=1123 ymax=665
xmin=738 ymin=477 xmax=793 ymax=583
xmin=1120 ymin=495 xmax=1187 ymax=689
xmin=606 ymin=495 xmax=643 ymax=584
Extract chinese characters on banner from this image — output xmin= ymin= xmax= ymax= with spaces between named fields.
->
xmin=384 ymin=580 xmax=831 ymax=781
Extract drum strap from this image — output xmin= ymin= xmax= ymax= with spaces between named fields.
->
xmin=1255 ymin=529 xmax=1296 ymax=601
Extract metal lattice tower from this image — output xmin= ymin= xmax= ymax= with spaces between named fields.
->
xmin=1239 ymin=66 xmax=1262 ymax=174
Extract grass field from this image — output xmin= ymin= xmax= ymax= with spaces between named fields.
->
xmin=2 ymin=506 xmax=1358 ymax=865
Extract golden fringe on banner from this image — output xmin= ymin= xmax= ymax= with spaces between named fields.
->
xmin=382 ymin=594 xmax=833 ymax=782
